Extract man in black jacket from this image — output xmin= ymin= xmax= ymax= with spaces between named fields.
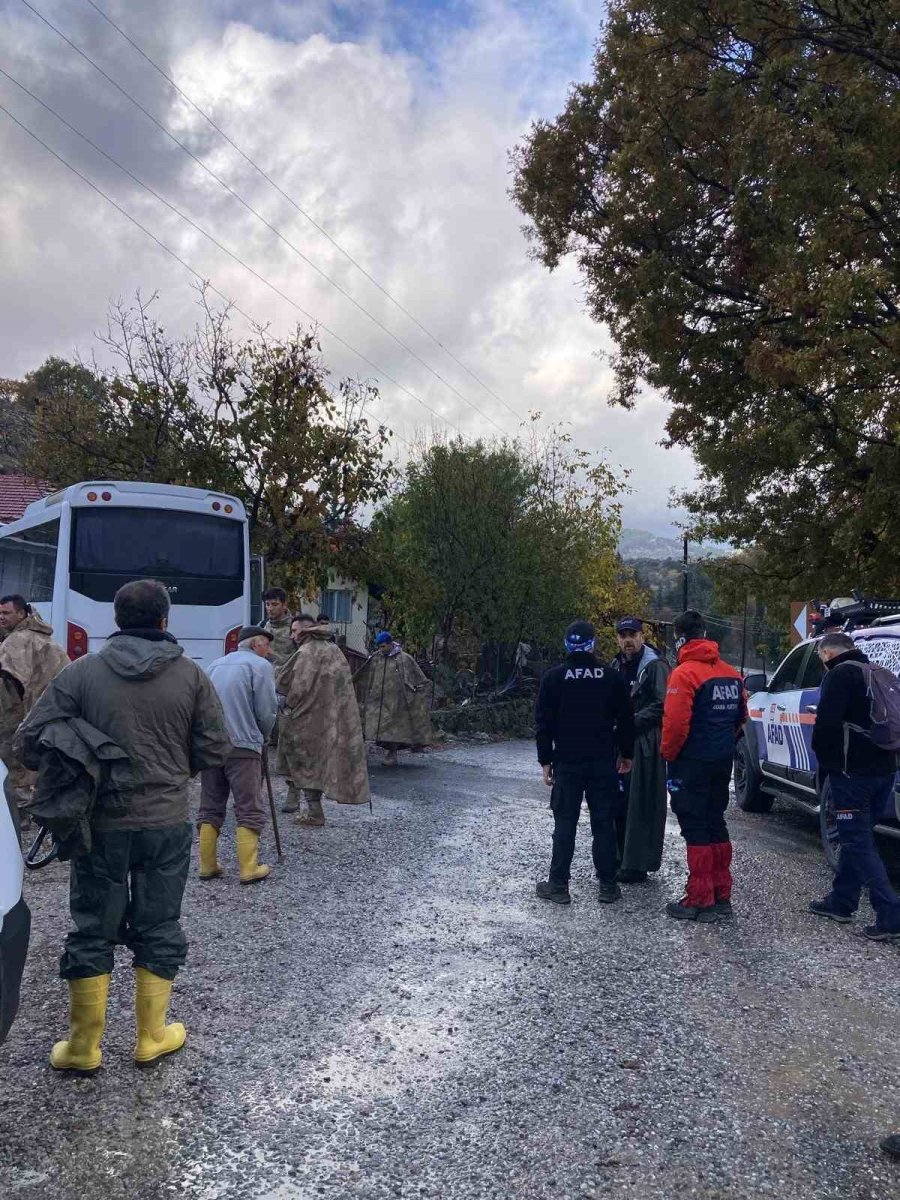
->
xmin=534 ymin=620 xmax=635 ymax=905
xmin=809 ymin=633 xmax=900 ymax=940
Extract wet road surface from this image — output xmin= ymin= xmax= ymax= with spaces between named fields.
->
xmin=2 ymin=740 xmax=899 ymax=1199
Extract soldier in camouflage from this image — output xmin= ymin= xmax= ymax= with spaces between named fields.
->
xmin=0 ymin=594 xmax=70 ymax=823
xmin=262 ymin=588 xmax=295 ymax=667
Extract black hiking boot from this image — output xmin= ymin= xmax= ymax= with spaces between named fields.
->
xmin=854 ymin=923 xmax=900 ymax=942
xmin=536 ymin=881 xmax=571 ymax=906
xmin=714 ymin=899 xmax=734 ymax=921
xmin=615 ymin=869 xmax=647 ymax=884
xmin=597 ymin=882 xmax=622 ymax=904
xmin=666 ymin=899 xmax=717 ymax=923
xmin=809 ymin=898 xmax=853 ymax=924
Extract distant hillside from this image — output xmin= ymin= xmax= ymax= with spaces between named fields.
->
xmin=619 ymin=528 xmax=730 ymax=562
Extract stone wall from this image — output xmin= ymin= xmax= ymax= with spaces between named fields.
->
xmin=431 ymin=697 xmax=534 ymax=740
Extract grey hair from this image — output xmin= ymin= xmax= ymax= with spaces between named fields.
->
xmin=818 ymin=633 xmax=855 ymax=654
xmin=238 ymin=637 xmax=263 ymax=652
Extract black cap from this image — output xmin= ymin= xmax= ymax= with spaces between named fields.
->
xmin=238 ymin=625 xmax=273 ymax=644
xmin=616 ymin=616 xmax=643 ymax=634
xmin=564 ymin=620 xmax=596 ymax=649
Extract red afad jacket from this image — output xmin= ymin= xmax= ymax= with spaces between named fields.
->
xmin=661 ymin=639 xmax=747 ymax=763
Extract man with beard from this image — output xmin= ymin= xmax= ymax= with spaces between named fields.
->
xmin=356 ymin=631 xmax=434 ymax=766
xmin=276 ymin=613 xmax=369 ymax=826
xmin=611 ymin=617 xmax=669 ymax=883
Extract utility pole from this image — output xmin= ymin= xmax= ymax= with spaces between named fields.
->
xmin=682 ymin=535 xmax=689 ymax=611
xmin=740 ymin=593 xmax=748 ymax=675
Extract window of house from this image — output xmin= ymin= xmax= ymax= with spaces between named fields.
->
xmin=320 ymin=589 xmax=352 ymax=624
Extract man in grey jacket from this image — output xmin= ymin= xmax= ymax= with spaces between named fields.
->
xmin=17 ymin=579 xmax=231 ymax=1075
xmin=199 ymin=626 xmax=278 ymax=884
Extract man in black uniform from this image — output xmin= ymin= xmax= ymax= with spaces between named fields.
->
xmin=534 ymin=620 xmax=635 ymax=905
xmin=809 ymin=632 xmax=900 ymax=939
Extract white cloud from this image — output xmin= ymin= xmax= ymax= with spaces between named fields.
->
xmin=0 ymin=0 xmax=694 ymax=534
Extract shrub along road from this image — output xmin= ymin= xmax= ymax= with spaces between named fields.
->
xmin=2 ymin=741 xmax=899 ymax=1199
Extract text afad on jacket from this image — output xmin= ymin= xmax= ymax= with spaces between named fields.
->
xmin=564 ymin=667 xmax=605 ymax=681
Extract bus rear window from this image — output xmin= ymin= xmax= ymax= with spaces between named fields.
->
xmin=72 ymin=508 xmax=243 ymax=579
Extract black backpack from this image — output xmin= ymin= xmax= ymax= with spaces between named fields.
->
xmin=843 ymin=661 xmax=900 ymax=751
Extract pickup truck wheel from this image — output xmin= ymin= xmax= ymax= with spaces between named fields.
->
xmin=818 ymin=775 xmax=840 ymax=873
xmin=733 ymin=736 xmax=773 ymax=813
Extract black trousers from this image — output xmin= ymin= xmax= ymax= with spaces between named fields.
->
xmin=60 ymin=823 xmax=191 ymax=981
xmin=548 ymin=762 xmax=624 ymax=887
xmin=667 ymin=757 xmax=731 ymax=846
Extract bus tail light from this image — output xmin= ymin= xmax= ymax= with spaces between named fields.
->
xmin=225 ymin=627 xmax=241 ymax=654
xmin=67 ymin=622 xmax=88 ymax=660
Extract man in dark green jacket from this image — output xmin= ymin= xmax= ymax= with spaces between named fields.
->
xmin=18 ymin=580 xmax=231 ymax=1075
xmin=611 ymin=617 xmax=670 ymax=883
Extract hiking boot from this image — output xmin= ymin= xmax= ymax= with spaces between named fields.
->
xmin=854 ymin=924 xmax=900 ymax=943
xmin=880 ymin=1135 xmax=900 ymax=1159
xmin=666 ymin=899 xmax=717 ymax=923
xmin=536 ymin=881 xmax=571 ymax=905
xmin=809 ymin=898 xmax=853 ymax=924
xmin=713 ymin=899 xmax=734 ymax=921
xmin=615 ymin=869 xmax=647 ymax=884
xmin=598 ymin=882 xmax=622 ymax=904
xmin=281 ymin=798 xmax=299 ymax=813
xmin=295 ymin=812 xmax=326 ymax=828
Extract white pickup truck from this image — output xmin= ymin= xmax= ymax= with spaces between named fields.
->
xmin=734 ymin=619 xmax=900 ymax=867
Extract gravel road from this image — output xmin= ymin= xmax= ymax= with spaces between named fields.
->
xmin=2 ymin=740 xmax=900 ymax=1200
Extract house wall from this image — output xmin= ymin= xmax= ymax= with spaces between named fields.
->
xmin=318 ymin=572 xmax=370 ymax=654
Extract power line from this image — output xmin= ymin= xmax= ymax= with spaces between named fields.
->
xmin=0 ymin=98 xmax=418 ymax=447
xmin=0 ymin=66 xmax=446 ymax=434
xmin=79 ymin=0 xmax=523 ymax=423
xmin=18 ymin=0 xmax=511 ymax=437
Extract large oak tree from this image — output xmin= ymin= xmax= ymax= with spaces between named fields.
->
xmin=513 ymin=0 xmax=900 ymax=604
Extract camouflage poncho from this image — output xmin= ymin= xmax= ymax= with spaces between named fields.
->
xmin=0 ymin=614 xmax=70 ymax=798
xmin=356 ymin=647 xmax=434 ymax=748
xmin=275 ymin=628 xmax=369 ymax=806
xmin=264 ymin=615 xmax=295 ymax=667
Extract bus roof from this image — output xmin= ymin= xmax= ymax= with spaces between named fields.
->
xmin=11 ymin=481 xmax=246 ymax=526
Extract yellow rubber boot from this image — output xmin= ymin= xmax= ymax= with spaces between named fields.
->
xmin=198 ymin=823 xmax=222 ymax=880
xmin=134 ymin=967 xmax=186 ymax=1067
xmin=50 ymin=974 xmax=110 ymax=1075
xmin=236 ymin=826 xmax=271 ymax=884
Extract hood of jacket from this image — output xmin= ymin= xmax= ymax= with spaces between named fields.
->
xmin=100 ymin=631 xmax=184 ymax=680
xmin=11 ymin=613 xmax=56 ymax=639
xmin=296 ymin=626 xmax=333 ymax=645
xmin=677 ymin=638 xmax=721 ymax=666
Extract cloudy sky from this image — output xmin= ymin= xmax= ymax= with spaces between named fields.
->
xmin=0 ymin=0 xmax=695 ymax=533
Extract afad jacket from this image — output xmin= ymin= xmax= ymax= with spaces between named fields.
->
xmin=661 ymin=639 xmax=747 ymax=764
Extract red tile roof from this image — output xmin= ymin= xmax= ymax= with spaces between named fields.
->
xmin=0 ymin=475 xmax=52 ymax=524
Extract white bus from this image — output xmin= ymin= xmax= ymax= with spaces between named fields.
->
xmin=0 ymin=481 xmax=253 ymax=669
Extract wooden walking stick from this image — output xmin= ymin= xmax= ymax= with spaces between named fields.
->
xmin=263 ymin=748 xmax=284 ymax=862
